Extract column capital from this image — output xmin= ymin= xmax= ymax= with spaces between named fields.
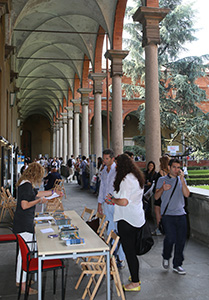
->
xmin=104 ymin=50 xmax=129 ymax=77
xmin=88 ymin=73 xmax=107 ymax=94
xmin=61 ymin=112 xmax=68 ymax=124
xmin=71 ymin=99 xmax=81 ymax=113
xmin=58 ymin=118 xmax=63 ymax=128
xmin=55 ymin=120 xmax=59 ymax=130
xmin=65 ymin=106 xmax=74 ymax=119
xmin=51 ymin=124 xmax=56 ymax=133
xmin=0 ymin=0 xmax=10 ymax=17
xmin=77 ymin=88 xmax=92 ymax=105
xmin=133 ymin=6 xmax=169 ymax=47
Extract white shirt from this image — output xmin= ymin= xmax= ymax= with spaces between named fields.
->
xmin=113 ymin=173 xmax=145 ymax=228
xmin=98 ymin=162 xmax=116 ymax=222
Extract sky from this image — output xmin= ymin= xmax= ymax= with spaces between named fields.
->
xmin=178 ymin=0 xmax=209 ymax=58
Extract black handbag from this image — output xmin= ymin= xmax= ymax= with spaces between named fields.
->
xmin=136 ymin=220 xmax=154 ymax=255
xmin=86 ymin=216 xmax=99 ymax=233
xmin=158 ymin=218 xmax=165 ymax=235
xmin=158 ymin=177 xmax=178 ymax=234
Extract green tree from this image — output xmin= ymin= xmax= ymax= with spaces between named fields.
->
xmin=123 ymin=0 xmax=209 ymax=158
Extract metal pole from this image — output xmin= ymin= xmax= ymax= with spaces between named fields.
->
xmin=106 ymin=35 xmax=110 ymax=148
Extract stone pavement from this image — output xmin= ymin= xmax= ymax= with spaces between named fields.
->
xmin=0 ymin=180 xmax=209 ymax=300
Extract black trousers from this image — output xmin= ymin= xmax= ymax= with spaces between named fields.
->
xmin=118 ymin=220 xmax=139 ymax=282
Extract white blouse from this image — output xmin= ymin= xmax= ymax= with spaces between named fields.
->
xmin=113 ymin=173 xmax=145 ymax=228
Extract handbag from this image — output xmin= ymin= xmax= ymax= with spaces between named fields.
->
xmin=86 ymin=215 xmax=99 ymax=233
xmin=158 ymin=177 xmax=178 ymax=234
xmin=136 ymin=220 xmax=154 ymax=255
xmin=158 ymin=218 xmax=165 ymax=235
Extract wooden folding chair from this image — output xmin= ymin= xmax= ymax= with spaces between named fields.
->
xmin=54 ymin=179 xmax=66 ymax=199
xmin=75 ymin=230 xmax=125 ymax=300
xmin=94 ymin=212 xmax=106 ymax=237
xmin=0 ymin=187 xmax=16 ymax=222
xmin=76 ymin=218 xmax=108 ymax=265
xmin=45 ymin=197 xmax=64 ymax=212
xmin=80 ymin=207 xmax=95 ymax=222
xmin=76 ymin=207 xmax=96 ymax=265
xmin=6 ymin=188 xmax=17 ymax=211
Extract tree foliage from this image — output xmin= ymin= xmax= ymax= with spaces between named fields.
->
xmin=123 ymin=0 xmax=209 ymax=158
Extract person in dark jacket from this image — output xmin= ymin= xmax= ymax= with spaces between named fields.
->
xmin=44 ymin=165 xmax=62 ymax=190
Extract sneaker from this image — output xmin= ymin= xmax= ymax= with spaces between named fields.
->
xmin=151 ymin=228 xmax=162 ymax=236
xmin=155 ymin=228 xmax=162 ymax=236
xmin=162 ymin=259 xmax=169 ymax=269
xmin=173 ymin=266 xmax=186 ymax=275
xmin=117 ymin=260 xmax=125 ymax=269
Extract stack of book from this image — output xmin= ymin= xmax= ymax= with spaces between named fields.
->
xmin=59 ymin=225 xmax=85 ymax=245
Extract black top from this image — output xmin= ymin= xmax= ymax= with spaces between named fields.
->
xmin=144 ymin=170 xmax=157 ymax=193
xmin=44 ymin=171 xmax=62 ymax=190
xmin=13 ymin=182 xmax=38 ymax=234
xmin=153 ymin=172 xmax=162 ymax=207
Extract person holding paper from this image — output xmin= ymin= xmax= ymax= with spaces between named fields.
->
xmin=13 ymin=162 xmax=63 ymax=294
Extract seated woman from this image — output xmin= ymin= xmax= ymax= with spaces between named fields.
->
xmin=105 ymin=153 xmax=145 ymax=291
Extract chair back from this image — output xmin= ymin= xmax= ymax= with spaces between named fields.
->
xmin=106 ymin=230 xmax=120 ymax=256
xmin=94 ymin=212 xmax=106 ymax=235
xmin=80 ymin=207 xmax=95 ymax=221
xmin=17 ymin=235 xmax=31 ymax=271
xmin=98 ymin=220 xmax=108 ymax=239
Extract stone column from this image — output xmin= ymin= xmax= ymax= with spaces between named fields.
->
xmin=89 ymin=73 xmax=106 ymax=158
xmin=65 ymin=106 xmax=74 ymax=157
xmin=59 ymin=118 xmax=63 ymax=159
xmin=105 ymin=50 xmax=129 ymax=156
xmin=55 ymin=121 xmax=59 ymax=158
xmin=133 ymin=5 xmax=169 ymax=167
xmin=52 ymin=123 xmax=56 ymax=157
xmin=61 ymin=112 xmax=68 ymax=163
xmin=78 ymin=88 xmax=92 ymax=157
xmin=71 ymin=99 xmax=81 ymax=158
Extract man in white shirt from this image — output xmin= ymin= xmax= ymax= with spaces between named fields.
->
xmin=97 ymin=149 xmax=125 ymax=268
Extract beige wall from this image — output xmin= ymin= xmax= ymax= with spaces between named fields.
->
xmin=22 ymin=115 xmax=51 ymax=160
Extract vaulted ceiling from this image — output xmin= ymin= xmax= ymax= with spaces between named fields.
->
xmin=10 ymin=0 xmax=127 ymax=124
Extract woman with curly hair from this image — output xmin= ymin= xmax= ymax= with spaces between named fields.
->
xmin=13 ymin=162 xmax=63 ymax=294
xmin=105 ymin=153 xmax=145 ymax=292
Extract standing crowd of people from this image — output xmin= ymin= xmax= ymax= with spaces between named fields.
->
xmin=14 ymin=149 xmax=190 ymax=294
xmin=96 ymin=149 xmax=190 ymax=291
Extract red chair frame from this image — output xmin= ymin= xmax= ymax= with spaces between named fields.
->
xmin=0 ymin=223 xmax=18 ymax=269
xmin=16 ymin=234 xmax=65 ymax=300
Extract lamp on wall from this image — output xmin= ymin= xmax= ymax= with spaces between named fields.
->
xmin=10 ymin=92 xmax=16 ymax=107
xmin=17 ymin=119 xmax=21 ymax=127
xmin=20 ymin=130 xmax=23 ymax=136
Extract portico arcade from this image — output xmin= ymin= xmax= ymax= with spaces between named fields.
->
xmin=0 ymin=0 xmax=173 ymax=187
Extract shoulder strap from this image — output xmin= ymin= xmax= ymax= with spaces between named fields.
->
xmin=162 ymin=176 xmax=178 ymax=216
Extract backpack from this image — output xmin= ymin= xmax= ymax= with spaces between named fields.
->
xmin=67 ymin=158 xmax=72 ymax=168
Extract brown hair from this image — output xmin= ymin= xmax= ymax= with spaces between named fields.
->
xmin=114 ymin=154 xmax=145 ymax=192
xmin=17 ymin=162 xmax=45 ymax=187
xmin=159 ymin=155 xmax=170 ymax=173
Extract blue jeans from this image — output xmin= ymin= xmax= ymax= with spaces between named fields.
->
xmin=82 ymin=171 xmax=88 ymax=189
xmin=162 ymin=215 xmax=187 ymax=268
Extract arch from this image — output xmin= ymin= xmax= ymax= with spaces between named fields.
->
xmin=113 ymin=0 xmax=128 ymax=49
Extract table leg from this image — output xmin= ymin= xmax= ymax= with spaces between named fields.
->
xmin=38 ymin=256 xmax=42 ymax=300
xmin=106 ymin=251 xmax=111 ymax=300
